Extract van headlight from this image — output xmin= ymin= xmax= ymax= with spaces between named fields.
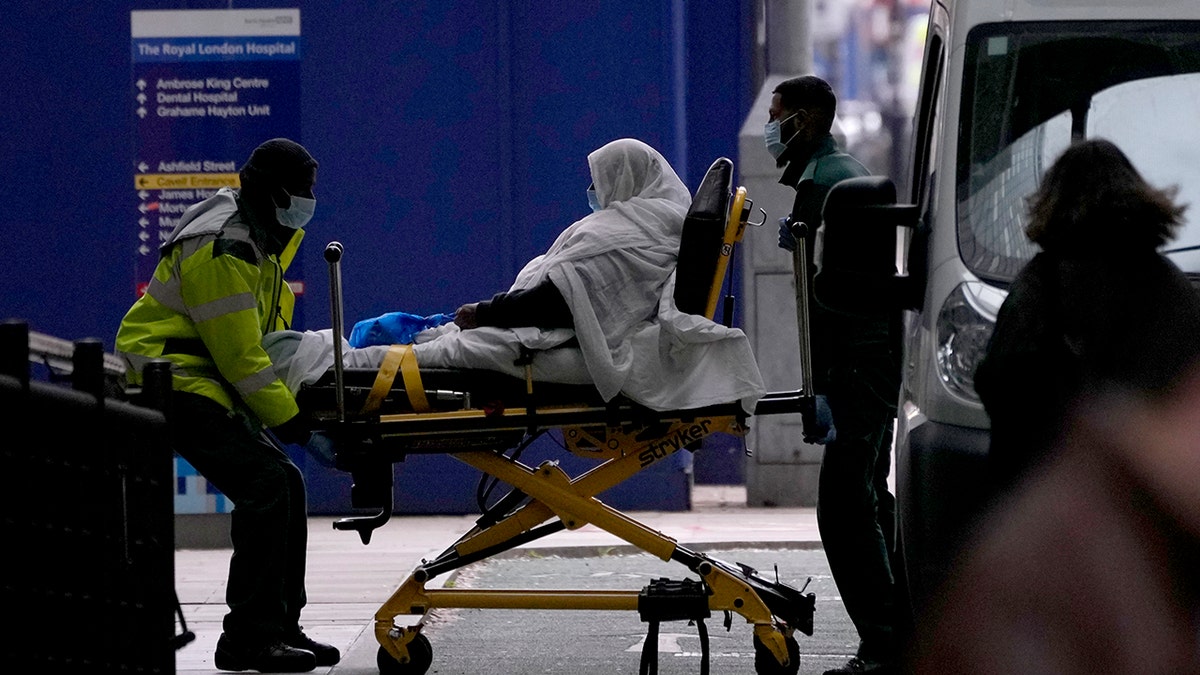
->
xmin=935 ymin=282 xmax=1004 ymax=402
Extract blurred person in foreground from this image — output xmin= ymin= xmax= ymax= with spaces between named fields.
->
xmin=910 ymin=362 xmax=1200 ymax=673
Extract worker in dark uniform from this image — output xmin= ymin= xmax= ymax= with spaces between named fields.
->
xmin=770 ymin=75 xmax=902 ymax=675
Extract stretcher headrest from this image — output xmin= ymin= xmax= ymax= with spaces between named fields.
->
xmin=674 ymin=157 xmax=733 ymax=316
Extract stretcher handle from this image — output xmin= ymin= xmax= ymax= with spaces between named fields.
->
xmin=788 ymin=220 xmax=815 ymax=398
xmin=333 ymin=503 xmax=392 ymax=545
xmin=325 ymin=241 xmax=346 ymax=423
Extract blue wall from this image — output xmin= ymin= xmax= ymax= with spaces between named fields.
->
xmin=1 ymin=0 xmax=754 ymax=344
xmin=0 ymin=1 xmax=757 ymax=505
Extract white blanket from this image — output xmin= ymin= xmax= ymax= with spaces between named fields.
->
xmin=265 ymin=271 xmax=765 ymax=414
xmin=413 ymin=272 xmax=766 ymax=413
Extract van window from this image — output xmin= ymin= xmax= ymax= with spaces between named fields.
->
xmin=956 ymin=22 xmax=1200 ymax=283
xmin=1088 ymin=73 xmax=1200 ymax=273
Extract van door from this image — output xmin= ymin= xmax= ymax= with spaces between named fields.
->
xmin=899 ymin=16 xmax=1200 ymax=615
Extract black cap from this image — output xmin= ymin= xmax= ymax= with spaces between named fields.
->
xmin=239 ymin=138 xmax=317 ymax=195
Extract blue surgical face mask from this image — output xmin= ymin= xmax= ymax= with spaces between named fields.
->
xmin=763 ymin=113 xmax=799 ymax=159
xmin=586 ymin=186 xmax=602 ymax=212
xmin=276 ymin=195 xmax=316 ymax=230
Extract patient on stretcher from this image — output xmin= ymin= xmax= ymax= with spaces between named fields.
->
xmin=450 ymin=138 xmax=690 ymax=338
xmin=268 ymin=138 xmax=766 ymax=415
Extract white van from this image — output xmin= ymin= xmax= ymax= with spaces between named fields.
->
xmin=827 ymin=0 xmax=1200 ymax=614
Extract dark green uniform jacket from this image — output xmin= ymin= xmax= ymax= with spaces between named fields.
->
xmin=782 ymin=134 xmax=898 ymax=412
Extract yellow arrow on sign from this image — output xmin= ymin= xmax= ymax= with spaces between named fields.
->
xmin=134 ymin=173 xmax=241 ymax=190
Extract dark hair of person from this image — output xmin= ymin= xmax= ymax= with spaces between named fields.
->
xmin=773 ymin=75 xmax=837 ymax=134
xmin=1025 ymin=138 xmax=1185 ymax=253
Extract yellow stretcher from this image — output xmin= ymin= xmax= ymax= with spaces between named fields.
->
xmin=297 ymin=158 xmax=815 ymax=675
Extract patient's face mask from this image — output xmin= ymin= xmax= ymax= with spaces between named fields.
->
xmin=763 ymin=112 xmax=799 ymax=160
xmin=276 ymin=195 xmax=316 ymax=230
xmin=586 ymin=185 xmax=602 ymax=212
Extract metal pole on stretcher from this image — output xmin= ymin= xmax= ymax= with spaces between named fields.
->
xmin=325 ymin=241 xmax=346 ymax=423
xmin=324 ymin=240 xmax=397 ymax=541
xmin=787 ymin=220 xmax=815 ymax=403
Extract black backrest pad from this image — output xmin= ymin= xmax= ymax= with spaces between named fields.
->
xmin=815 ymin=175 xmax=899 ymax=316
xmin=673 ymin=157 xmax=733 ymax=317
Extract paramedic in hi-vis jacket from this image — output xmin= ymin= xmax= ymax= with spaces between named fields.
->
xmin=116 ymin=138 xmax=339 ymax=673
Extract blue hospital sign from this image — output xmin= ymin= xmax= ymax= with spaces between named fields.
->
xmin=131 ymin=9 xmax=304 ymax=515
xmin=130 ymin=8 xmax=303 ymax=295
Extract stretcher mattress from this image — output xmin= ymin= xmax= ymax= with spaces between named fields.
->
xmin=269 ymin=272 xmax=766 ymax=417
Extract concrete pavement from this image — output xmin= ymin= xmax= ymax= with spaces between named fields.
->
xmin=173 ymin=485 xmax=823 ymax=674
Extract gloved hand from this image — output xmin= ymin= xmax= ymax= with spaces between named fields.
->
xmin=304 ymin=431 xmax=338 ymax=468
xmin=778 ymin=217 xmax=798 ymax=252
xmin=270 ymin=415 xmax=312 ymax=447
xmin=800 ymin=394 xmax=836 ymax=445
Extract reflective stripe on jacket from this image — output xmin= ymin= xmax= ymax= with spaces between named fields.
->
xmin=116 ymin=188 xmax=303 ymax=428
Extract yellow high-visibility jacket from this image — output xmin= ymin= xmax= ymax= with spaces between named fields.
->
xmin=116 ymin=187 xmax=303 ymax=428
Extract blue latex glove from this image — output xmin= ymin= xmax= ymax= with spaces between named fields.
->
xmin=349 ymin=310 xmax=456 ymax=348
xmin=778 ymin=217 xmax=797 ymax=252
xmin=801 ymin=394 xmax=837 ymax=445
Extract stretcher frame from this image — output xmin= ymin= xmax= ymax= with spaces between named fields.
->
xmin=301 ymin=158 xmax=816 ymax=675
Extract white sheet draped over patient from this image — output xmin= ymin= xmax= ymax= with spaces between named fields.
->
xmin=266 ymin=271 xmax=765 ymax=414
xmin=413 ymin=271 xmax=766 ymax=413
xmin=265 ymin=138 xmax=766 ymax=413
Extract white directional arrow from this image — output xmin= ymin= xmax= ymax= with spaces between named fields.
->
xmin=138 ymin=190 xmax=149 ymax=200
xmin=138 ymin=162 xmax=149 ymax=172
xmin=139 ymin=231 xmax=150 ymax=242
xmin=139 ymin=244 xmax=151 ymax=255
xmin=137 ymin=79 xmax=146 ymax=90
xmin=139 ymin=218 xmax=149 ymax=227
xmin=139 ymin=203 xmax=149 ymax=213
xmin=626 ymin=633 xmax=693 ymax=653
xmin=137 ymin=107 xmax=147 ymax=118
xmin=137 ymin=93 xmax=147 ymax=104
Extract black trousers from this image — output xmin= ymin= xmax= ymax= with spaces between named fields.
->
xmin=817 ymin=384 xmax=898 ymax=661
xmin=171 ymin=392 xmax=309 ymax=644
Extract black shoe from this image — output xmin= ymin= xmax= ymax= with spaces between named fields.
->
xmin=823 ymin=656 xmax=897 ymax=675
xmin=214 ymin=633 xmax=317 ymax=673
xmin=284 ymin=628 xmax=341 ymax=667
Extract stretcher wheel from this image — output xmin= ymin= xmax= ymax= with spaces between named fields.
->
xmin=377 ymin=633 xmax=432 ymax=675
xmin=753 ymin=632 xmax=800 ymax=675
